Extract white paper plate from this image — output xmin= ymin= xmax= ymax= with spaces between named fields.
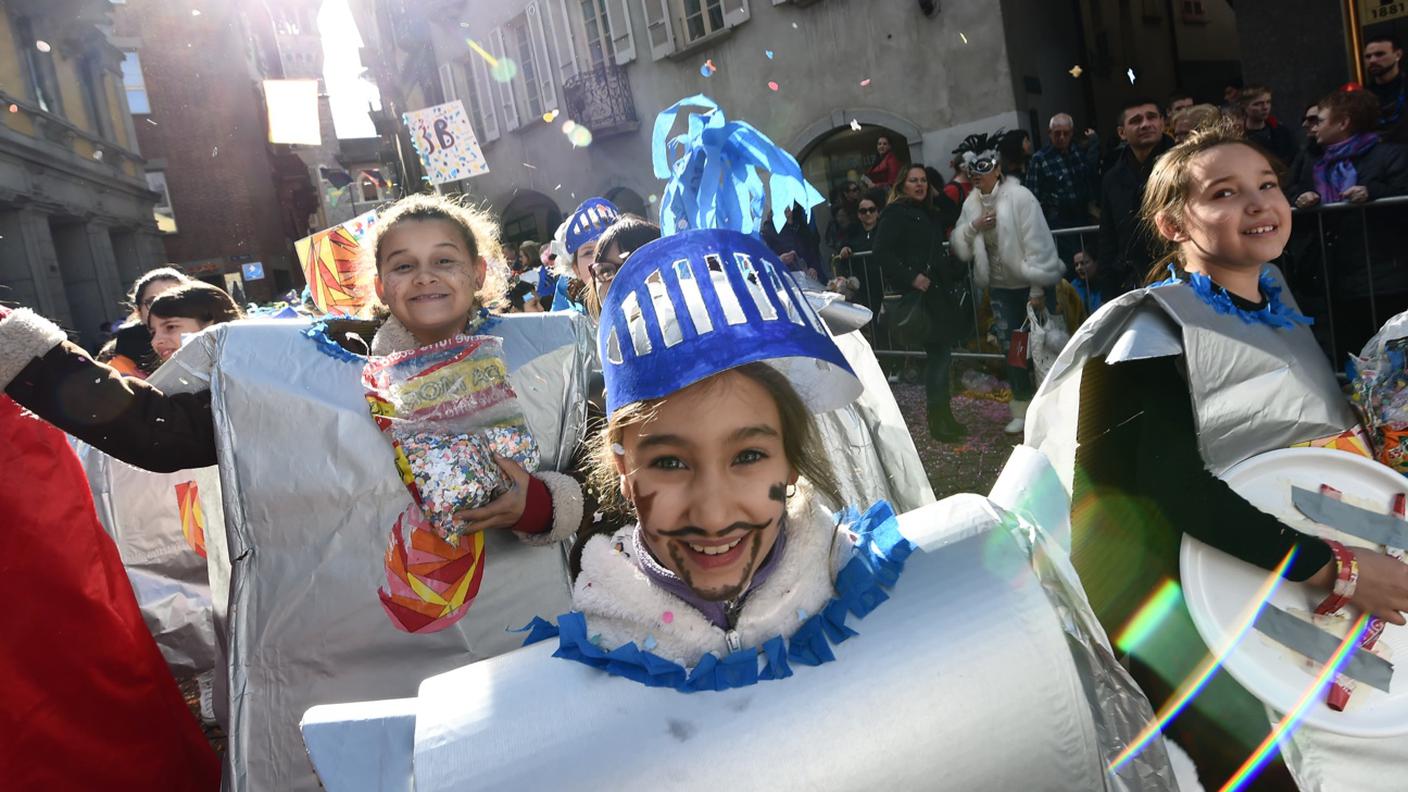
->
xmin=1180 ymin=447 xmax=1408 ymax=737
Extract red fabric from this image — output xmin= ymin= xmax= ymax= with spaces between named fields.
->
xmin=513 ymin=476 xmax=553 ymax=535
xmin=866 ymin=151 xmax=902 ymax=190
xmin=0 ymin=396 xmax=219 ymax=790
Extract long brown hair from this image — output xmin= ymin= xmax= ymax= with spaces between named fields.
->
xmin=888 ymin=163 xmax=930 ymax=206
xmin=147 ymin=282 xmax=243 ymax=326
xmin=1138 ymin=118 xmax=1283 ymax=285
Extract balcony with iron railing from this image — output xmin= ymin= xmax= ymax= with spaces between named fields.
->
xmin=562 ymin=62 xmax=638 ymax=138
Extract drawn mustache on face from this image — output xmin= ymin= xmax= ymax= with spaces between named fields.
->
xmin=653 ymin=518 xmax=773 ymax=539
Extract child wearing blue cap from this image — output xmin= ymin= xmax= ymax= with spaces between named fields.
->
xmin=551 ymin=197 xmax=622 ymax=312
xmin=568 ymin=226 xmax=884 ymax=669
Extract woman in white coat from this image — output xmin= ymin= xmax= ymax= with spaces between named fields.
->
xmin=950 ymin=132 xmax=1065 ymax=435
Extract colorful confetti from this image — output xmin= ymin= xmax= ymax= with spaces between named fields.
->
xmin=7 ymin=104 xmax=17 ymax=113
xmin=700 ymin=59 xmax=716 ymax=77
xmin=467 ymin=39 xmax=497 ymax=67
xmin=662 ymin=611 xmax=674 ymax=624
xmin=767 ymin=81 xmax=780 ymax=92
xmin=490 ymin=58 xmax=519 ymax=83
xmin=35 ymin=40 xmax=51 ymax=53
xmin=765 ymin=50 xmax=774 ymax=59
xmin=860 ymin=78 xmax=871 ymax=87
xmin=1069 ymin=65 xmax=1083 ymax=78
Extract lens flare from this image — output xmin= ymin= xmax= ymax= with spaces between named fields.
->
xmin=567 ymin=125 xmax=594 ymax=148
xmin=1114 ymin=579 xmax=1182 ymax=654
xmin=490 ymin=58 xmax=518 ymax=83
xmin=1107 ymin=548 xmax=1297 ymax=774
xmin=1219 ymin=612 xmax=1373 ymax=792
xmin=466 ymin=39 xmax=497 ymax=68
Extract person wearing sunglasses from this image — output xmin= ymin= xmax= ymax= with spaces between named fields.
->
xmin=1285 ymin=103 xmax=1324 ymax=205
xmin=837 ymin=192 xmax=885 ymax=320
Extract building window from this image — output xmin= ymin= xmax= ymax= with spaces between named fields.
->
xmin=15 ymin=17 xmax=62 ymax=115
xmin=507 ymin=14 xmax=545 ymax=120
xmin=358 ymin=172 xmax=380 ymax=202
xmin=461 ymin=63 xmax=491 ymax=139
xmin=146 ymin=171 xmax=178 ymax=233
xmin=121 ymin=52 xmax=150 ymax=114
xmin=79 ymin=55 xmax=113 ymax=139
xmin=580 ymin=0 xmax=613 ymax=70
xmin=681 ymin=0 xmax=724 ymax=44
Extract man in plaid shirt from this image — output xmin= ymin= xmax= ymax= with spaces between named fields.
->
xmin=1025 ymin=113 xmax=1101 ymax=274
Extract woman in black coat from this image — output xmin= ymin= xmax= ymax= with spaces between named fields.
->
xmin=872 ymin=163 xmax=965 ymax=441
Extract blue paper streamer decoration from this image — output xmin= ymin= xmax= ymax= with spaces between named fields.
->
xmin=651 ymin=94 xmax=826 ymax=237
xmin=524 ymin=500 xmax=912 ymax=693
xmin=1152 ymin=264 xmax=1311 ymax=329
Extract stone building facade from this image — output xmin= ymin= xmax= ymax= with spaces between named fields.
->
xmin=0 ymin=0 xmax=165 ymax=348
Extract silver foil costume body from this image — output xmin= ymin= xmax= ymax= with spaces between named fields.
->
xmin=1026 ymin=266 xmax=1370 ymax=789
xmin=300 ymin=448 xmax=1178 ymax=792
xmin=1028 ymin=265 xmax=1354 ymax=485
xmin=157 ymin=312 xmax=592 ymax=791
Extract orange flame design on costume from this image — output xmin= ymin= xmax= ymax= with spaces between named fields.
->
xmin=174 ymin=481 xmax=207 ymax=558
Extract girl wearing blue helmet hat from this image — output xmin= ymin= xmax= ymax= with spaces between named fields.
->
xmin=567 ymin=227 xmax=891 ymax=671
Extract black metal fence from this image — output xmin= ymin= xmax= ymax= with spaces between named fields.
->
xmin=839 ymin=195 xmax=1408 ymax=367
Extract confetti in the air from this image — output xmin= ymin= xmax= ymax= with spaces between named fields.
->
xmin=567 ymin=124 xmax=593 ymax=147
xmin=93 ymin=150 xmax=104 ymax=161
xmin=211 ymin=146 xmax=219 ymax=157
xmin=1069 ymin=65 xmax=1083 ymax=78
xmin=35 ymin=40 xmax=51 ymax=53
xmin=767 ymin=81 xmax=779 ymax=92
xmin=959 ymin=32 xmax=969 ymax=44
xmin=791 ymin=22 xmax=798 ymax=29
xmin=145 ymin=118 xmax=158 ymax=125
xmin=860 ymin=78 xmax=871 ymax=87
xmin=467 ymin=39 xmax=497 ymax=67
xmin=1127 ymin=68 xmax=1136 ymax=84
xmin=542 ymin=109 xmax=559 ymax=123
xmin=765 ymin=50 xmax=774 ymax=59
xmin=700 ymin=59 xmax=716 ymax=77
xmin=554 ymin=184 xmax=562 ymax=190
xmin=850 ymin=119 xmax=862 ymax=132
xmin=490 ymin=58 xmax=518 ymax=83
xmin=522 ymin=162 xmax=537 ymax=169
xmin=7 ymin=104 xmax=17 ymax=114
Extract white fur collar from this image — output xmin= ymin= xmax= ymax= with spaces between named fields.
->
xmin=369 ymin=314 xmax=421 ymax=356
xmin=571 ymin=480 xmax=847 ymax=667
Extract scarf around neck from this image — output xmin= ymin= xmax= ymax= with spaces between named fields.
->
xmin=1313 ymin=132 xmax=1380 ymax=202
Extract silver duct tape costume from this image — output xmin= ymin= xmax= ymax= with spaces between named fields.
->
xmin=810 ymin=293 xmax=935 ymax=513
xmin=1028 ymin=265 xmax=1354 ymax=489
xmin=300 ymin=448 xmax=1176 ymax=792
xmin=1026 ymin=267 xmax=1368 ymax=788
xmin=74 ymin=443 xmax=221 ymax=678
xmin=160 ymin=313 xmax=592 ymax=791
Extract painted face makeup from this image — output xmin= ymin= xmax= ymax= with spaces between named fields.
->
xmin=619 ymin=370 xmax=796 ymax=602
xmin=374 ymin=219 xmax=485 ymax=345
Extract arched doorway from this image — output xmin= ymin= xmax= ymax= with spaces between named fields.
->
xmin=500 ymin=190 xmax=563 ymax=249
xmin=604 ymin=187 xmax=647 ymax=218
xmin=798 ymin=123 xmax=913 ymax=206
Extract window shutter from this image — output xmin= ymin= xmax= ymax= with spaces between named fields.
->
xmin=488 ymin=27 xmax=520 ymax=131
xmin=546 ymin=0 xmax=579 ymax=83
xmin=470 ymin=42 xmax=501 ymax=141
xmin=604 ymin=0 xmax=636 ymax=65
xmin=641 ymin=0 xmax=675 ymax=60
xmin=724 ymin=0 xmax=750 ymax=28
xmin=438 ymin=62 xmax=456 ymax=103
xmin=526 ymin=2 xmax=558 ymax=114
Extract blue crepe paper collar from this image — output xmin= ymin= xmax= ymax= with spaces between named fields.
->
xmin=1152 ymin=264 xmax=1311 ymax=329
xmin=516 ymin=500 xmax=913 ymax=693
xmin=652 ymin=95 xmax=824 ymax=237
xmin=303 ymin=309 xmax=500 ymax=363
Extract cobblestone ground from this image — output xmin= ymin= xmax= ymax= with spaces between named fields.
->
xmin=888 ymin=364 xmax=1020 ymax=500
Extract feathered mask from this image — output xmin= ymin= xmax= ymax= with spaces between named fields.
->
xmin=954 ymin=130 xmax=1002 ymax=176
xmin=652 ymin=95 xmax=825 ymax=236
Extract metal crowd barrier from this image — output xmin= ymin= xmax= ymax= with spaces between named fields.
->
xmin=838 ymin=195 xmax=1408 ymax=368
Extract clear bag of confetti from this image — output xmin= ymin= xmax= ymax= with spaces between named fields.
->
xmin=363 ymin=335 xmax=540 ymax=541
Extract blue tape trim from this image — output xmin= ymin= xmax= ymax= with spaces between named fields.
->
xmin=1152 ymin=264 xmax=1311 ymax=329
xmin=525 ymin=500 xmax=911 ymax=693
xmin=302 ymin=321 xmax=367 ymax=364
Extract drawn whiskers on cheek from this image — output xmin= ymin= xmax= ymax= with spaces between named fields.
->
xmin=768 ymin=482 xmax=786 ymax=503
xmin=654 ymin=518 xmax=772 ymax=538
